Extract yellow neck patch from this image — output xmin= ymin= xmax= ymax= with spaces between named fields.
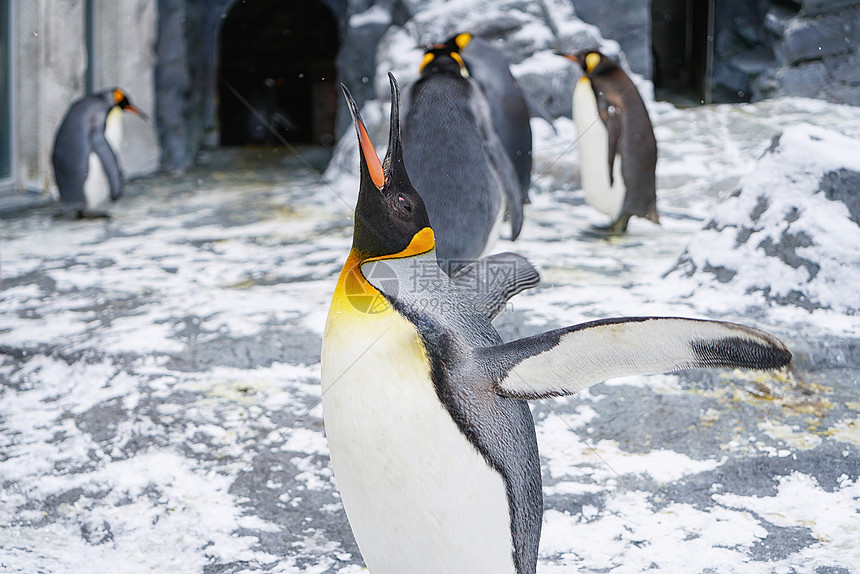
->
xmin=331 ymin=228 xmax=435 ymax=316
xmin=113 ymin=89 xmax=124 ymax=104
xmin=585 ymin=53 xmax=601 ymax=73
xmin=451 ymin=52 xmax=469 ymax=77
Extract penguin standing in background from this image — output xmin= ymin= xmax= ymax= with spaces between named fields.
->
xmin=401 ymin=39 xmax=523 ymax=275
xmin=321 ymin=73 xmax=792 ymax=574
xmin=52 ymin=88 xmax=147 ymax=218
xmin=558 ymin=50 xmax=659 ymax=234
xmin=450 ymin=32 xmax=534 ymax=201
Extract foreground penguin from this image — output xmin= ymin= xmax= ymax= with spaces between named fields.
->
xmin=51 ymin=88 xmax=146 ymax=218
xmin=401 ymin=39 xmax=523 ymax=275
xmin=558 ymin=50 xmax=658 ymax=234
xmin=321 ymin=73 xmax=792 ymax=574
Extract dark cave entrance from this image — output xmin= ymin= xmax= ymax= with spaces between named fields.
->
xmin=651 ymin=0 xmax=713 ymax=105
xmin=218 ymin=0 xmax=340 ymax=146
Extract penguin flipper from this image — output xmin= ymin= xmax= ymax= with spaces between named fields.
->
xmin=605 ymin=107 xmax=621 ymax=187
xmin=478 ymin=317 xmax=791 ymax=400
xmin=92 ymin=133 xmax=124 ymax=201
xmin=475 ymin=86 xmax=524 ymax=240
xmin=451 ymin=252 xmax=540 ymax=320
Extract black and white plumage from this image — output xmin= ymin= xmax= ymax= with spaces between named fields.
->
xmin=51 ymin=88 xmax=146 ymax=218
xmin=560 ymin=50 xmax=659 ymax=234
xmin=321 ymin=73 xmax=792 ymax=574
xmin=401 ymin=41 xmax=523 ymax=275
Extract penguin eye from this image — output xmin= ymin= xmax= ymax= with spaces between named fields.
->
xmin=397 ymin=194 xmax=412 ymax=213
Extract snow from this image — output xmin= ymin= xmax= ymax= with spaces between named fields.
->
xmin=3 ymin=17 xmax=860 ymax=572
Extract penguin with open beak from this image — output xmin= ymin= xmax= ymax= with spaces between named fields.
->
xmin=321 ymin=73 xmax=792 ymax=574
xmin=558 ymin=50 xmax=659 ymax=234
xmin=51 ymin=88 xmax=147 ymax=219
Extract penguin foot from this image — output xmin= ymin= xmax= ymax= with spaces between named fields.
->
xmin=587 ymin=218 xmax=628 ymax=236
xmin=81 ymin=210 xmax=112 ymax=219
xmin=54 ymin=208 xmax=111 ymax=220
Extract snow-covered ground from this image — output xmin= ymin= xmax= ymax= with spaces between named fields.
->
xmin=2 ymin=97 xmax=859 ymax=573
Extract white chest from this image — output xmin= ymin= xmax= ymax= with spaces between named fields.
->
xmin=84 ymin=108 xmax=123 ymax=209
xmin=573 ymin=77 xmax=626 ymax=220
xmin=320 ymin=304 xmax=516 ymax=574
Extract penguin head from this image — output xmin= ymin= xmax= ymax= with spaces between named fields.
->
xmin=556 ymin=49 xmax=617 ymax=77
xmin=109 ymin=88 xmax=148 ymax=120
xmin=419 ymin=32 xmax=472 ymax=78
xmin=342 ymin=73 xmax=433 ymax=262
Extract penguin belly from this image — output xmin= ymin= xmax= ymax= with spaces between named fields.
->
xmin=573 ymin=77 xmax=625 ymax=221
xmin=321 ymin=279 xmax=517 ymax=574
xmin=83 ymin=152 xmax=111 ymax=210
xmin=83 ymin=107 xmax=123 ymax=211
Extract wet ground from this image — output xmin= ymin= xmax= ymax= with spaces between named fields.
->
xmin=1 ymin=99 xmax=859 ymax=573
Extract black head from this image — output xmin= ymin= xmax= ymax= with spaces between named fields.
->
xmin=555 ymin=49 xmax=618 ymax=77
xmin=342 ymin=73 xmax=433 ymax=261
xmin=108 ymin=88 xmax=148 ymax=120
xmin=419 ymin=32 xmax=472 ymax=78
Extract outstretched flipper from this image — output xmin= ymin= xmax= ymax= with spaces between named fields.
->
xmin=92 ymin=132 xmax=124 ymax=201
xmin=451 ymin=252 xmax=540 ymax=320
xmin=476 ymin=317 xmax=791 ymax=399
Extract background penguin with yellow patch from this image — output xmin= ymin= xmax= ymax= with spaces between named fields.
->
xmin=321 ymin=73 xmax=792 ymax=574
xmin=559 ymin=49 xmax=658 ymax=234
xmin=401 ymin=36 xmax=523 ymax=275
xmin=51 ymin=88 xmax=147 ymax=218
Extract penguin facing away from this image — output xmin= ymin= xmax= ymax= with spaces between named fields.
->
xmin=401 ymin=39 xmax=523 ymax=275
xmin=51 ymin=88 xmax=147 ymax=218
xmin=559 ymin=50 xmax=658 ymax=234
xmin=320 ymin=73 xmax=792 ymax=574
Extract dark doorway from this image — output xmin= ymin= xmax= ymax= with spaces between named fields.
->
xmin=651 ymin=0 xmax=713 ymax=105
xmin=218 ymin=0 xmax=340 ymax=146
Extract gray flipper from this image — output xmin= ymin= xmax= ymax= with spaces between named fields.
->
xmin=487 ymin=133 xmax=524 ymax=240
xmin=92 ymin=132 xmax=124 ymax=201
xmin=475 ymin=317 xmax=791 ymax=399
xmin=605 ymin=107 xmax=621 ymax=187
xmin=451 ymin=252 xmax=540 ymax=320
xmin=473 ymin=88 xmax=524 ymax=240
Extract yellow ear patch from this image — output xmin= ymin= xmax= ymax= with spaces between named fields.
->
xmin=420 ymin=52 xmax=435 ymax=72
xmin=455 ymin=33 xmax=472 ymax=50
xmin=450 ymin=52 xmax=469 ymax=77
xmin=585 ymin=52 xmax=601 ymax=73
xmin=113 ymin=89 xmax=125 ymax=104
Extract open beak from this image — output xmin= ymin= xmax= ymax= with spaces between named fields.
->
xmin=341 ymin=84 xmax=385 ymax=190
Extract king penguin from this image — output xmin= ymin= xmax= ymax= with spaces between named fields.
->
xmin=51 ymin=88 xmax=147 ymax=218
xmin=558 ymin=50 xmax=658 ymax=234
xmin=401 ymin=40 xmax=523 ymax=275
xmin=321 ymin=73 xmax=792 ymax=574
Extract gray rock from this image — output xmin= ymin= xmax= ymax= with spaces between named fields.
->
xmin=817 ymin=169 xmax=860 ymax=225
xmin=827 ymin=49 xmax=860 ymax=85
xmin=773 ymin=61 xmax=830 ymax=98
xmin=799 ymin=0 xmax=860 ymax=17
xmin=570 ymin=0 xmax=652 ymax=79
xmin=775 ymin=9 xmax=860 ymax=64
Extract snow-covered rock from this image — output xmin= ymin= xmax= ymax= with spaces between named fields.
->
xmin=667 ymin=124 xmax=860 ymax=322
